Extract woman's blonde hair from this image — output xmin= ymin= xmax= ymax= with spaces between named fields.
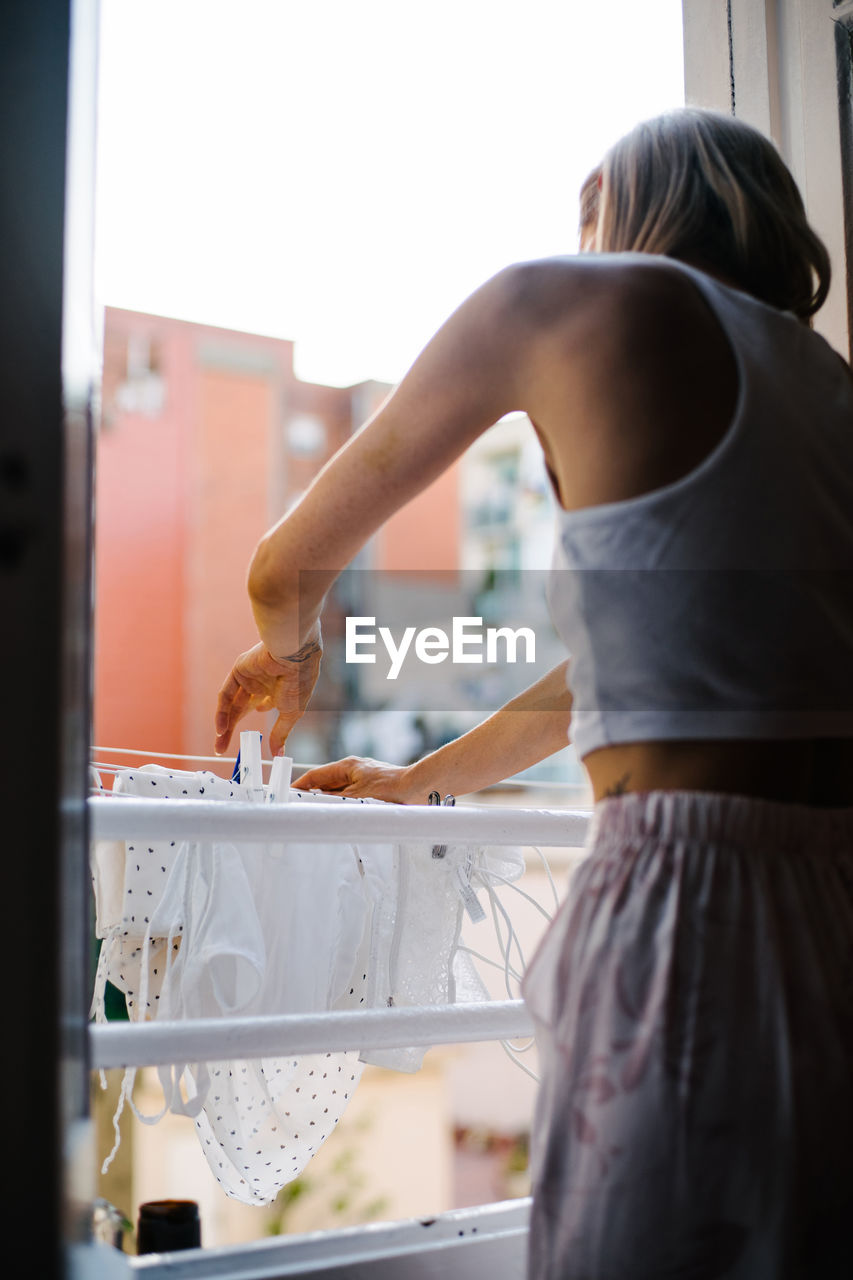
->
xmin=591 ymin=108 xmax=830 ymax=320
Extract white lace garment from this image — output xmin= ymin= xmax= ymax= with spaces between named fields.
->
xmin=91 ymin=761 xmax=524 ymax=1205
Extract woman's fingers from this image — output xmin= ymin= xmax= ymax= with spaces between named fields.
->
xmin=215 ymin=641 xmax=323 ymax=756
xmin=215 ymin=670 xmax=241 ymax=736
xmin=214 ymin=687 xmax=238 ymax=753
xmin=268 ymin=709 xmax=303 ymax=758
xmin=215 ymin=672 xmax=258 ymax=753
xmin=292 ymin=760 xmax=355 ymax=792
xmin=292 ymin=757 xmax=414 ymax=802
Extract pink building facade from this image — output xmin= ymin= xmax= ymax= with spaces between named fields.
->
xmin=94 ymin=308 xmax=460 ymax=763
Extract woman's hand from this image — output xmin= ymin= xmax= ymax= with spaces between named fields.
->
xmin=292 ymin=756 xmax=424 ymax=804
xmin=215 ymin=634 xmax=322 ymax=758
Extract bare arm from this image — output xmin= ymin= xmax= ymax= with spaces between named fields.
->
xmin=246 ymin=265 xmax=531 ymax=658
xmin=215 ymin=264 xmax=537 ymax=754
xmin=293 ymin=660 xmax=573 ymax=803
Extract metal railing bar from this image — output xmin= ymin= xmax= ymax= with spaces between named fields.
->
xmin=88 ymin=796 xmax=591 ymax=846
xmin=89 ymin=1000 xmax=536 ymax=1070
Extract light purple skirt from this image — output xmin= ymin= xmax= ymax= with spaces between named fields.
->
xmin=521 ymin=791 xmax=853 ymax=1279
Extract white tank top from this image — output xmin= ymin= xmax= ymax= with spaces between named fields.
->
xmin=547 ymin=257 xmax=853 ymax=760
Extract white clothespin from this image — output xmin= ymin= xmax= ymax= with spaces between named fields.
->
xmin=239 ymin=731 xmax=266 ymax=803
xmin=430 ymin=792 xmax=455 ymax=859
xmin=456 ymin=847 xmax=487 ymax=924
xmin=267 ymin=754 xmax=293 ymax=804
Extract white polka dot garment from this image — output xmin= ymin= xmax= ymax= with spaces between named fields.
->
xmin=90 ymin=764 xmax=525 ymax=1204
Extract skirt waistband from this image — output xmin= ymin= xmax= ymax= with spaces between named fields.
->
xmin=590 ymin=790 xmax=853 ymax=852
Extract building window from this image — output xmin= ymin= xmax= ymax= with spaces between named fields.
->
xmin=287 ymin=412 xmax=328 ymax=458
xmin=114 ymin=333 xmax=165 ymax=417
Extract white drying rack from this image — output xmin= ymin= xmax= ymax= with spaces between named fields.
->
xmin=87 ymin=795 xmax=591 ymax=1072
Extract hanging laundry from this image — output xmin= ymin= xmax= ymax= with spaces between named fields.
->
xmin=90 ymin=739 xmax=526 ymax=1205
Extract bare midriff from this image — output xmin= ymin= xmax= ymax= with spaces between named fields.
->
xmin=583 ymin=738 xmax=853 ymax=808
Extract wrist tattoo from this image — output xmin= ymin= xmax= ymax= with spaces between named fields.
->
xmin=603 ymin=772 xmax=631 ymax=798
xmin=275 ymin=639 xmax=322 ymax=666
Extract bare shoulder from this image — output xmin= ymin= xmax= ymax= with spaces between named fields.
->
xmin=501 ymin=253 xmax=727 ymax=345
xmin=508 ymin=255 xmax=740 ymax=508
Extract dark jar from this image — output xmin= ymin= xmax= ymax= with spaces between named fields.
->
xmin=137 ymin=1200 xmax=201 ymax=1254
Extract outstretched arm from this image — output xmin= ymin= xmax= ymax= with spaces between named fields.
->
xmin=293 ymin=659 xmax=573 ymax=803
xmin=215 ymin=264 xmax=536 ymax=755
xmin=246 ymin=265 xmax=532 ymax=652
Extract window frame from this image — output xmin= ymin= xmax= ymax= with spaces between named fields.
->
xmin=8 ymin=3 xmax=850 ymax=1275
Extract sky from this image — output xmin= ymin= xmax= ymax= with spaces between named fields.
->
xmin=94 ymin=0 xmax=685 ymax=387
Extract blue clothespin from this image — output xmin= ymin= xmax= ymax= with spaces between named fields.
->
xmin=239 ymin=730 xmax=266 ymax=802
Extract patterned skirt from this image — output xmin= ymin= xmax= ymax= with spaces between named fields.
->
xmin=521 ymin=791 xmax=853 ymax=1279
